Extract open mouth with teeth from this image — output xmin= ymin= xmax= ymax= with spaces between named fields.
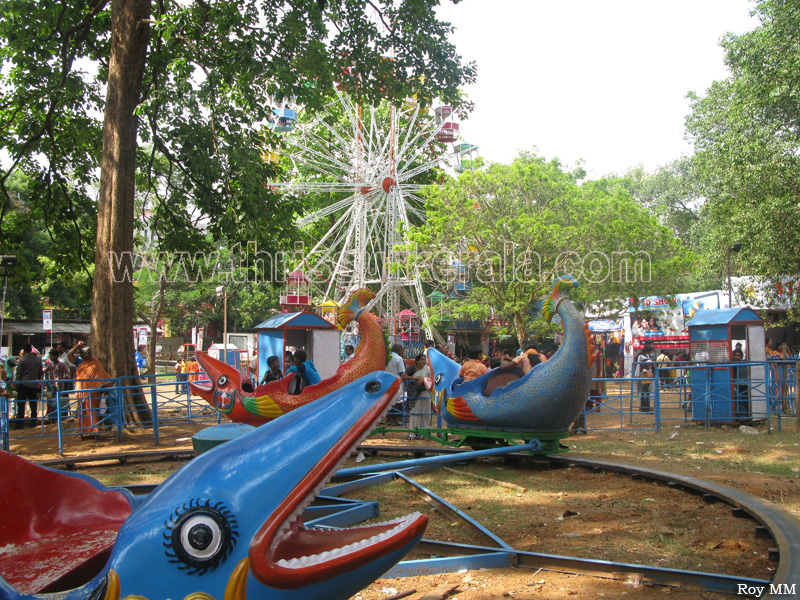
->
xmin=246 ymin=376 xmax=428 ymax=589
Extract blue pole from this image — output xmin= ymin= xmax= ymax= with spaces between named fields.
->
xmin=151 ymin=376 xmax=159 ymax=446
xmin=55 ymin=387 xmax=63 ymax=455
xmin=1 ymin=395 xmax=7 ymax=452
xmin=334 ymin=441 xmax=541 ymax=479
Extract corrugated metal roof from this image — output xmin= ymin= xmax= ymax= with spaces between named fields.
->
xmin=1 ymin=322 xmax=91 ymax=334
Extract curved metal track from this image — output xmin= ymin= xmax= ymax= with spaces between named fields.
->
xmin=37 ymin=446 xmax=800 ymax=598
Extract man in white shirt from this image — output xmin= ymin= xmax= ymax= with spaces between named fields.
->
xmin=385 ymin=343 xmax=413 ymax=425
xmin=385 ymin=343 xmax=406 ymax=377
xmin=343 ymin=344 xmax=355 ymax=362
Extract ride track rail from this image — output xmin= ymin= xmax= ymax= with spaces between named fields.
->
xmin=36 ymin=445 xmax=800 ymax=599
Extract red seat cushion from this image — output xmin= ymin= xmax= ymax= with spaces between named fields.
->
xmin=0 ymin=451 xmax=133 ymax=594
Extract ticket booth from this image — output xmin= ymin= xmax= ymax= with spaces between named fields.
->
xmin=688 ymin=308 xmax=767 ymax=423
xmin=254 ymin=312 xmax=340 ymax=382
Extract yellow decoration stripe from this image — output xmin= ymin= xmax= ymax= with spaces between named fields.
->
xmin=244 ymin=395 xmax=284 ymax=419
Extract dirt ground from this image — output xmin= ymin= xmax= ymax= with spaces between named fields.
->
xmin=9 ymin=409 xmax=800 ymax=600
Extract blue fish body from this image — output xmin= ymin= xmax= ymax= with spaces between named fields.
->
xmin=428 ymin=276 xmax=592 ymax=432
xmin=0 ymin=372 xmax=426 ymax=600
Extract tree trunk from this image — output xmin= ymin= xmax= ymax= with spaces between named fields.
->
xmin=136 ymin=273 xmax=167 ymax=377
xmin=513 ymin=312 xmax=527 ymax=346
xmin=92 ymin=0 xmax=152 ymax=424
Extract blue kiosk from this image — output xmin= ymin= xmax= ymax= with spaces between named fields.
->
xmin=688 ymin=308 xmax=767 ymax=423
xmin=254 ymin=312 xmax=340 ymax=383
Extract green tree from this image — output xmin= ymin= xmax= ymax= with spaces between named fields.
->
xmin=0 ymin=0 xmax=476 ymax=404
xmin=408 ymin=153 xmax=694 ymax=343
xmin=686 ymin=0 xmax=800 ymax=317
xmin=0 ymin=172 xmax=93 ymax=320
xmin=623 ymin=159 xmax=702 ymax=247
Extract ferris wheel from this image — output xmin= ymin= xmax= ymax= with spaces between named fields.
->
xmin=270 ymin=86 xmax=477 ymax=338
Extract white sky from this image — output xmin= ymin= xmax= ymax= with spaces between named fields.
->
xmin=435 ymin=0 xmax=759 ymax=178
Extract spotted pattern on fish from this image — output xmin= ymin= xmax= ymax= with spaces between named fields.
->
xmin=428 ymin=275 xmax=592 ymax=433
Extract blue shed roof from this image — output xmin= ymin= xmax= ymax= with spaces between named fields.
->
xmin=254 ymin=311 xmax=335 ymax=330
xmin=687 ymin=308 xmax=763 ymax=328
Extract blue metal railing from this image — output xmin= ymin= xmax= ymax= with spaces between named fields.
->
xmin=2 ymin=360 xmax=796 ymax=453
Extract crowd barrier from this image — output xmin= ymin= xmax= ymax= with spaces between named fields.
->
xmin=1 ymin=361 xmax=797 ymax=454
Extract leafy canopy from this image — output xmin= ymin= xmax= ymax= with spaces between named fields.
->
xmin=686 ymin=0 xmax=800 ymax=316
xmin=407 ymin=152 xmax=694 ymax=343
xmin=0 ymin=0 xmax=477 ymax=317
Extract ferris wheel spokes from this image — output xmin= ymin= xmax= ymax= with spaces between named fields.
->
xmin=283 ymin=129 xmax=356 ymax=178
xmin=295 ymin=192 xmax=360 ymax=227
xmin=270 ymin=86 xmax=472 ymax=334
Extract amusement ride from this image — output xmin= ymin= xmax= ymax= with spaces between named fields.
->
xmin=265 ymin=86 xmax=478 ymax=341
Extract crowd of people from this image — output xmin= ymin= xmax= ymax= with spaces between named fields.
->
xmin=6 ymin=332 xmax=794 ymax=443
xmin=1 ymin=340 xmax=114 ymax=439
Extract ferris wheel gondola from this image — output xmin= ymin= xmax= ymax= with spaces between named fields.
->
xmin=434 ymin=105 xmax=459 ymax=143
xmin=454 ymin=142 xmax=479 ymax=173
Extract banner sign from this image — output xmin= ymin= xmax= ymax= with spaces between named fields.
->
xmin=42 ymin=310 xmax=52 ymax=332
xmin=587 ymin=319 xmax=624 ymax=333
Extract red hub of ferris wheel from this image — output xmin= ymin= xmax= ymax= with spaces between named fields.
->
xmin=359 ymin=178 xmax=395 ymax=195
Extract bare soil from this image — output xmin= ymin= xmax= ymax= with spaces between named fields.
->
xmin=8 ymin=404 xmax=800 ymax=600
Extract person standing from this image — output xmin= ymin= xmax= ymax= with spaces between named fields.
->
xmin=731 ymin=349 xmax=750 ymax=421
xmin=636 ymin=344 xmax=655 ymax=412
xmin=343 ymin=344 xmax=355 ymax=362
xmin=656 ymin=348 xmax=671 ymax=386
xmin=43 ymin=349 xmax=70 ymax=420
xmin=248 ymin=353 xmax=258 ymax=381
xmin=404 ymin=353 xmax=431 ymax=439
xmin=56 ymin=341 xmax=73 ymax=369
xmin=134 ymin=345 xmax=147 ymax=374
xmin=173 ymin=356 xmax=185 ymax=393
xmin=14 ymin=344 xmax=43 ymax=428
xmin=67 ymin=341 xmax=113 ymax=439
xmin=3 ymin=356 xmax=16 ymax=383
xmin=765 ymin=338 xmax=778 ymax=356
xmin=385 ymin=343 xmax=413 ymax=424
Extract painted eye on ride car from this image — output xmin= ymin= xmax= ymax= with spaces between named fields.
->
xmin=164 ymin=499 xmax=238 ymax=575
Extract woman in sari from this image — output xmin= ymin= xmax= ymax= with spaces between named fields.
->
xmin=67 ymin=341 xmax=112 ymax=439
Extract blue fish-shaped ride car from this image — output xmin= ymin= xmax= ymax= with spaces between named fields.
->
xmin=0 ymin=372 xmax=427 ymax=600
xmin=428 ymin=275 xmax=594 ymax=432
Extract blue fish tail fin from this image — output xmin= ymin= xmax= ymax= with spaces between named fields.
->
xmin=542 ymin=275 xmax=578 ymax=323
xmin=337 ymin=288 xmax=376 ymax=328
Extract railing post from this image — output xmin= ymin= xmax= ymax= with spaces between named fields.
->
xmin=654 ymin=369 xmax=661 ymax=433
xmin=114 ymin=382 xmax=123 ymax=442
xmin=55 ymin=387 xmax=64 ymax=455
xmin=765 ymin=361 xmax=773 ymax=434
xmin=795 ymin=361 xmax=800 ymax=433
xmin=151 ymin=375 xmax=160 ymax=446
xmin=1 ymin=395 xmax=7 ymax=452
